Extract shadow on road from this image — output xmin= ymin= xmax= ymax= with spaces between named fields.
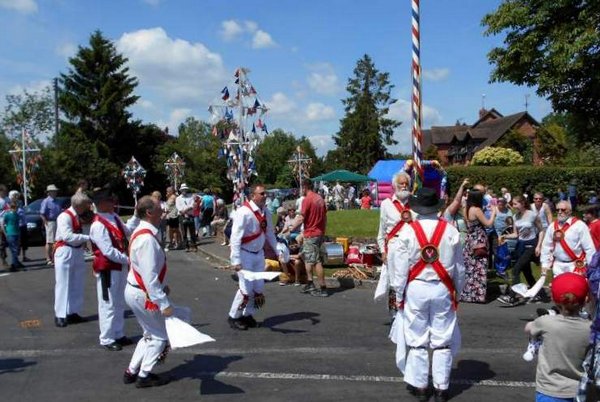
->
xmin=449 ymin=359 xmax=496 ymax=399
xmin=262 ymin=311 xmax=320 ymax=333
xmin=168 ymin=354 xmax=244 ymax=395
xmin=0 ymin=358 xmax=36 ymax=375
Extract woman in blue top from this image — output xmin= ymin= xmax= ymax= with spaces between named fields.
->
xmin=3 ymin=201 xmax=22 ymax=271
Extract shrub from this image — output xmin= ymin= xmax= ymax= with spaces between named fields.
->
xmin=471 ymin=147 xmax=524 ymax=166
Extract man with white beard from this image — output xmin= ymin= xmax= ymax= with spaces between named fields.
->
xmin=375 ymin=172 xmax=414 ymax=314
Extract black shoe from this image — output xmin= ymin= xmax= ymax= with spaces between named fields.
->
xmin=54 ymin=317 xmax=67 ymax=328
xmin=433 ymin=388 xmax=448 ymax=402
xmin=536 ymin=308 xmax=549 ymax=317
xmin=102 ymin=342 xmax=122 ymax=351
xmin=227 ymin=317 xmax=248 ymax=331
xmin=135 ymin=373 xmax=170 ymax=388
xmin=9 ymin=265 xmax=17 ymax=272
xmin=242 ymin=315 xmax=258 ymax=328
xmin=123 ymin=370 xmax=137 ymax=384
xmin=413 ymin=387 xmax=429 ymax=402
xmin=497 ymin=295 xmax=516 ymax=305
xmin=66 ymin=313 xmax=87 ymax=324
xmin=310 ymin=287 xmax=329 ymax=297
xmin=115 ymin=336 xmax=134 ymax=346
xmin=301 ymin=282 xmax=316 ymax=293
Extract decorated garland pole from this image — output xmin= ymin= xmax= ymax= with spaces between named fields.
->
xmin=287 ymin=146 xmax=312 ymax=194
xmin=411 ymin=0 xmax=424 ymax=190
xmin=122 ymin=156 xmax=146 ymax=204
xmin=8 ymin=129 xmax=41 ymax=206
xmin=164 ymin=152 xmax=186 ymax=191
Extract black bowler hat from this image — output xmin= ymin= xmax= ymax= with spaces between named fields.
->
xmin=409 ymin=187 xmax=444 ymax=215
xmin=93 ymin=184 xmax=116 ymax=204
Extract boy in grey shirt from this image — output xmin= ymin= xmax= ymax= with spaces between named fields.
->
xmin=525 ymin=273 xmax=590 ymax=401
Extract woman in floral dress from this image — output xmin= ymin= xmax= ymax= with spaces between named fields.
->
xmin=460 ymin=190 xmax=496 ymax=303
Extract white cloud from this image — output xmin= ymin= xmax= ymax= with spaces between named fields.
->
xmin=142 ymin=0 xmax=161 ymax=6
xmin=252 ymin=30 xmax=276 ymax=49
xmin=220 ymin=20 xmax=244 ymax=41
xmin=116 ymin=27 xmax=227 ymax=108
xmin=264 ymin=92 xmax=296 ymax=116
xmin=305 ymin=103 xmax=335 ymax=121
xmin=0 ymin=0 xmax=37 ymax=13
xmin=306 ymin=63 xmax=340 ymax=96
xmin=307 ymin=134 xmax=336 ymax=157
xmin=219 ymin=19 xmax=276 ymax=50
xmin=387 ymin=98 xmax=443 ymax=153
xmin=55 ymin=42 xmax=77 ymax=59
xmin=422 ymin=68 xmax=450 ymax=81
xmin=8 ymin=80 xmax=52 ymax=95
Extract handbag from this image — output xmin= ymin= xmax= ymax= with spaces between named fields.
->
xmin=473 ymin=243 xmax=488 ymax=258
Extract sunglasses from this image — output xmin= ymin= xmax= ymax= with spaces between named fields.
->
xmin=533 ymin=198 xmax=543 ymax=201
xmin=254 ymin=192 xmax=266 ymax=196
xmin=556 ymin=208 xmax=569 ymax=212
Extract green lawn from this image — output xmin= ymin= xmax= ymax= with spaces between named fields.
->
xmin=324 ymin=209 xmax=379 ymax=240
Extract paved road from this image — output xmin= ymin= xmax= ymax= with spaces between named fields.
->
xmin=0 ymin=240 xmax=545 ymax=401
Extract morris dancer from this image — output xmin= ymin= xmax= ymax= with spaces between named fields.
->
xmin=540 ymin=200 xmax=596 ymax=277
xmin=89 ymin=188 xmax=139 ymax=351
xmin=227 ymin=184 xmax=277 ymax=330
xmin=375 ymin=171 xmax=413 ymax=313
xmin=123 ymin=196 xmax=172 ymax=388
xmin=53 ymin=192 xmax=93 ymax=327
xmin=389 ymin=188 xmax=465 ymax=402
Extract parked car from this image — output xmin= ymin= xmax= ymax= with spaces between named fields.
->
xmin=25 ymin=197 xmax=71 ymax=246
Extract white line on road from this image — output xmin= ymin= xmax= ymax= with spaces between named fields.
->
xmin=199 ymin=371 xmax=536 ymax=388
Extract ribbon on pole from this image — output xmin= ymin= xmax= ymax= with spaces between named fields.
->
xmin=8 ymin=130 xmax=41 ymax=206
xmin=122 ymin=156 xmax=146 ymax=204
xmin=411 ymin=0 xmax=424 ymax=190
xmin=208 ymin=67 xmax=269 ymax=203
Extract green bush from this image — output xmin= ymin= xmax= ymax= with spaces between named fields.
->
xmin=446 ymin=166 xmax=600 ymax=200
xmin=471 ymin=147 xmax=524 ymax=166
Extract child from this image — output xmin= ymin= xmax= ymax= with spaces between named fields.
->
xmin=2 ymin=201 xmax=21 ymax=272
xmin=525 ymin=273 xmax=591 ymax=401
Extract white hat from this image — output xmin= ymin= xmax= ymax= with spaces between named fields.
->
xmin=46 ymin=184 xmax=59 ymax=192
xmin=8 ymin=190 xmax=19 ymax=199
xmin=179 ymin=183 xmax=189 ymax=191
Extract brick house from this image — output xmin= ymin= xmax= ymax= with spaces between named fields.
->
xmin=422 ymin=108 xmax=540 ymax=165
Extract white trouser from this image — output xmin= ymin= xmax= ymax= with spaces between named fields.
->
xmin=95 ymin=267 xmax=127 ymax=346
xmin=54 ymin=246 xmax=86 ymax=318
xmin=403 ymin=280 xmax=456 ymax=391
xmin=228 ymin=250 xmax=265 ymax=319
xmin=386 ymin=237 xmax=401 ymax=289
xmin=552 ymin=261 xmax=579 ymax=276
xmin=125 ymin=284 xmax=168 ymax=376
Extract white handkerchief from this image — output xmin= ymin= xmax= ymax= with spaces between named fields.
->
xmin=511 ymin=283 xmax=529 ymax=298
xmin=238 ymin=270 xmax=281 ymax=281
xmin=165 ymin=316 xmax=215 ymax=349
xmin=524 ymin=276 xmax=546 ymax=298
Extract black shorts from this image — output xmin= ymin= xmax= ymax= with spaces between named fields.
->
xmin=167 ymin=217 xmax=180 ymax=228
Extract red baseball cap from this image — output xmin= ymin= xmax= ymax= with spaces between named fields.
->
xmin=551 ymin=272 xmax=589 ymax=305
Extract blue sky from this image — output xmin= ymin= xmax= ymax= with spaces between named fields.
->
xmin=0 ymin=0 xmax=552 ymax=156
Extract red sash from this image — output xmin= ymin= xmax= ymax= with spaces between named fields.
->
xmin=54 ymin=209 xmax=82 ymax=250
xmin=402 ymin=219 xmax=457 ymax=310
xmin=384 ymin=200 xmax=411 ymax=253
xmin=129 ymin=228 xmax=167 ymax=311
xmin=241 ymin=201 xmax=267 ymax=244
xmin=553 ymin=218 xmax=586 ymax=273
xmin=91 ymin=214 xmax=128 ymax=273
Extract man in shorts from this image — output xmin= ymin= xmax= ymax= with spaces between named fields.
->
xmin=290 ymin=178 xmax=328 ymax=297
xmin=40 ymin=184 xmax=62 ymax=265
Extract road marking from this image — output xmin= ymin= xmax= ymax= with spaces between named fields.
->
xmin=0 ymin=273 xmax=10 ymax=277
xmin=199 ymin=371 xmax=536 ymax=388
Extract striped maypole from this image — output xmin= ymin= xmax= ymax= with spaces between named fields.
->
xmin=411 ymin=0 xmax=424 ymax=189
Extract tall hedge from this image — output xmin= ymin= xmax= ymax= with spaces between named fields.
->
xmin=445 ymin=166 xmax=600 ymax=199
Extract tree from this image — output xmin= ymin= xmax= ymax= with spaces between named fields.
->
xmin=471 ymin=147 xmax=524 ymax=166
xmin=255 ymin=129 xmax=298 ymax=185
xmin=56 ymin=30 xmax=167 ymax=192
xmin=495 ymin=129 xmax=532 ymax=163
xmin=1 ymin=87 xmax=54 ymax=141
xmin=155 ymin=117 xmax=228 ymax=196
xmin=535 ymin=122 xmax=568 ymax=165
xmin=332 ymin=54 xmax=400 ymax=173
xmin=482 ymin=1 xmax=600 ymax=143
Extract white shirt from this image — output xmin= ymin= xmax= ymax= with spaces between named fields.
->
xmin=89 ymin=212 xmax=139 ymax=266
xmin=55 ymin=207 xmax=89 ymax=246
xmin=540 ymin=217 xmax=596 ymax=270
xmin=229 ymin=200 xmax=277 ymax=266
xmin=175 ymin=193 xmax=194 ymax=217
xmin=393 ymin=215 xmax=465 ymax=301
xmin=127 ymin=221 xmax=169 ymax=311
xmin=377 ymin=196 xmax=412 ymax=251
